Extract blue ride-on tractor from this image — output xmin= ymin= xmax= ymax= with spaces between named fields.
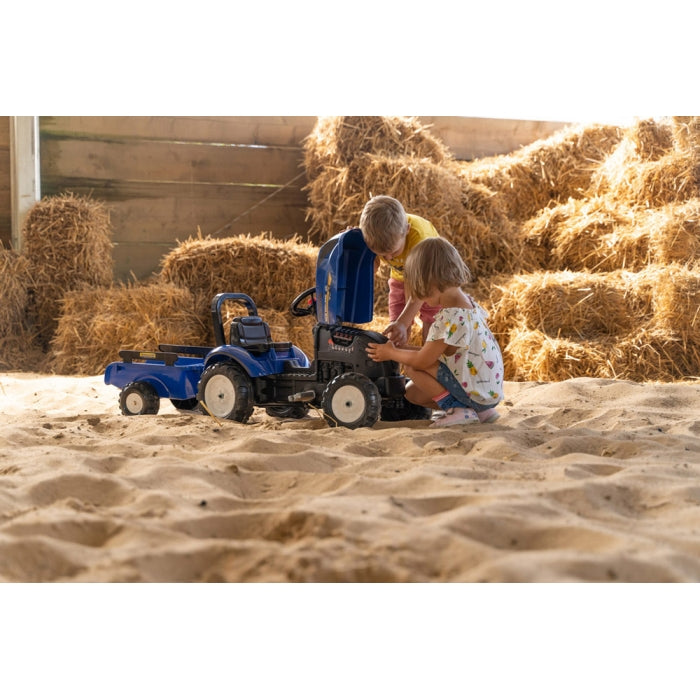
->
xmin=104 ymin=228 xmax=430 ymax=429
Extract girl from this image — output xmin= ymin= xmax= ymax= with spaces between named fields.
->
xmin=366 ymin=237 xmax=504 ymax=427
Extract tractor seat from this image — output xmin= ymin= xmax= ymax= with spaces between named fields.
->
xmin=230 ymin=316 xmax=272 ymax=352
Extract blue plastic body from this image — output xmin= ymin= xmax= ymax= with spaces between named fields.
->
xmin=104 ymin=356 xmax=204 ymax=400
xmin=204 ymin=344 xmax=310 ymax=378
xmin=315 ymin=227 xmax=375 ymax=325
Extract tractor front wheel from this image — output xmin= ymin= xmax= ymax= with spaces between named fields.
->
xmin=321 ymin=372 xmax=380 ymax=429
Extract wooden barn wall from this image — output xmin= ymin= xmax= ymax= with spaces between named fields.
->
xmin=39 ymin=116 xmax=318 ymax=281
xmin=38 ymin=116 xmax=567 ymax=281
xmin=0 ymin=117 xmax=10 ymax=249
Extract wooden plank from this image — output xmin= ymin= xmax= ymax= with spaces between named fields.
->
xmin=40 ymin=116 xmax=318 ymax=147
xmin=0 ymin=164 xmax=8 ymax=193
xmin=41 ymin=178 xmax=309 ymax=234
xmin=41 ymin=175 xmax=308 ymax=203
xmin=40 ymin=135 xmax=305 ymax=186
xmin=113 ymin=241 xmax=173 ymax=280
xmin=0 ymin=118 xmax=10 ymax=246
xmin=419 ymin=116 xmax=570 ymax=160
xmin=106 ymin=195 xmax=310 ymax=244
xmin=0 ymin=117 xmax=9 ymax=148
xmin=0 ymin=213 xmax=10 ymax=248
xmin=0 ymin=157 xmax=9 ymax=191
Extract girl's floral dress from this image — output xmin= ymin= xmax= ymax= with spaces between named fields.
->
xmin=426 ymin=300 xmax=504 ymax=406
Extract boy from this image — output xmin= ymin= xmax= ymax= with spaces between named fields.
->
xmin=359 ymin=195 xmax=440 ymax=345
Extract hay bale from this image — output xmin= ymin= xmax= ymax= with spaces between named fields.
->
xmin=488 ymin=270 xmax=654 ymax=342
xmin=643 ymin=199 xmax=700 ymax=266
xmin=647 ymin=263 xmax=700 ymax=346
xmin=303 ymin=116 xmax=451 ymax=182
xmin=287 ymin=314 xmax=315 ymax=358
xmin=373 ymin=264 xmax=390 ymax=317
xmin=520 ymin=196 xmax=641 ymax=271
xmin=0 ymin=246 xmax=47 ymax=371
xmin=610 ymin=329 xmax=694 ymax=382
xmin=461 ymin=122 xmax=624 ymax=222
xmin=50 ymin=282 xmax=204 ymax=376
xmin=589 ymin=118 xmax=700 ymax=208
xmin=671 ymin=116 xmax=700 ymax=153
xmin=158 ymin=232 xmax=318 ymax=316
xmin=22 ymin=193 xmax=113 ymax=347
xmin=630 ymin=118 xmax=675 ymax=160
xmin=0 ymin=246 xmax=30 ymax=341
xmin=304 ymin=166 xmax=363 ymax=238
xmin=503 ymin=326 xmax=616 ymax=382
xmin=521 ymin=194 xmax=700 ymax=273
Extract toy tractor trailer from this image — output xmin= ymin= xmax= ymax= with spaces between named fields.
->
xmin=104 ymin=228 xmax=429 ymax=429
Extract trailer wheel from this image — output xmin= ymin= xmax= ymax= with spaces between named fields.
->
xmin=321 ymin=372 xmax=380 ymax=429
xmin=119 ymin=382 xmax=160 ymax=416
xmin=265 ymin=405 xmax=310 ymax=419
xmin=197 ymin=363 xmax=254 ymax=423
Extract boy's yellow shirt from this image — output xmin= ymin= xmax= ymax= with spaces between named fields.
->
xmin=382 ymin=213 xmax=439 ymax=280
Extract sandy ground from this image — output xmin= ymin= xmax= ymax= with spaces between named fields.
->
xmin=1 ymin=371 xmax=700 ymax=583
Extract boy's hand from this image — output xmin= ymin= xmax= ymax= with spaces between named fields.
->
xmin=383 ymin=321 xmax=408 ymax=346
xmin=366 ymin=341 xmax=394 ymax=362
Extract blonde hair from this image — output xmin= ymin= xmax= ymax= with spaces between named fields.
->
xmin=359 ymin=195 xmax=408 ymax=253
xmin=404 ymin=237 xmax=472 ymax=300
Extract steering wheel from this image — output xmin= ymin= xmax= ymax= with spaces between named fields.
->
xmin=290 ymin=287 xmax=317 ymax=317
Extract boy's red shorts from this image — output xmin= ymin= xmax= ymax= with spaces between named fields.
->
xmin=388 ymin=277 xmax=440 ymax=328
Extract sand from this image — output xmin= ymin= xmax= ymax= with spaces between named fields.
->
xmin=2 ymin=370 xmax=700 ymax=583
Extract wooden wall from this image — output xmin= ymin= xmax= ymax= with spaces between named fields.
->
xmin=0 ymin=117 xmax=10 ymax=249
xmin=39 ymin=116 xmax=318 ymax=280
xmin=0 ymin=116 xmax=569 ymax=280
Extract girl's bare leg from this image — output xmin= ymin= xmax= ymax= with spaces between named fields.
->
xmin=404 ymin=364 xmax=444 ymax=408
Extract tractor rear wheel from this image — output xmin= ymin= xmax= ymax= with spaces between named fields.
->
xmin=197 ymin=363 xmax=254 ymax=423
xmin=321 ymin=372 xmax=380 ymax=429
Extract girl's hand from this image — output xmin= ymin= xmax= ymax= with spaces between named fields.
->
xmin=366 ymin=341 xmax=394 ymax=362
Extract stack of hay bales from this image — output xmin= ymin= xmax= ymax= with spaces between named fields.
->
xmin=521 ymin=196 xmax=700 ymax=273
xmin=459 ymin=122 xmax=625 ymax=223
xmin=303 ymin=116 xmax=453 ymax=238
xmin=484 ymin=116 xmax=700 ymax=381
xmin=302 ymin=116 xmax=523 ymax=283
xmin=304 ymin=115 xmax=700 ymax=382
xmin=23 ymin=193 xmax=114 ymax=349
